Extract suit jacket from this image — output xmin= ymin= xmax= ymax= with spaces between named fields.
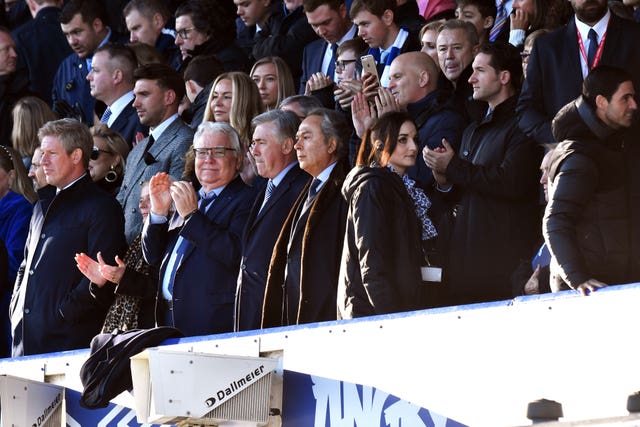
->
xmin=262 ymin=160 xmax=349 ymax=328
xmin=117 ymin=117 xmax=193 ymax=243
xmin=299 ymin=38 xmax=328 ymax=94
xmin=142 ymin=176 xmax=255 ymax=337
xmin=110 ymin=102 xmax=148 ymax=148
xmin=10 ymin=175 xmax=126 ymax=356
xmin=517 ymin=13 xmax=640 ymax=145
xmin=12 ymin=6 xmax=71 ymax=105
xmin=235 ymin=165 xmax=309 ymax=331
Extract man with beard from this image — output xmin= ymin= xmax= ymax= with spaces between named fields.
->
xmin=544 ymin=66 xmax=638 ymax=294
xmin=517 ymin=0 xmax=640 ymax=284
xmin=517 ymin=0 xmax=640 ymax=146
xmin=53 ymin=0 xmax=121 ymax=125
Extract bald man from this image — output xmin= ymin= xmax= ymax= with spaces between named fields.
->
xmin=388 ymin=51 xmax=465 ymax=185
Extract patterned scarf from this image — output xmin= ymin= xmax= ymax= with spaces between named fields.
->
xmin=368 ymin=28 xmax=409 ymax=87
xmin=396 ymin=169 xmax=438 ymax=240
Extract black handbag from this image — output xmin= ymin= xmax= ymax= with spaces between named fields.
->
xmin=79 ymin=326 xmax=184 ymax=409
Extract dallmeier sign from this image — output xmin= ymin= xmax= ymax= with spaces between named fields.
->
xmin=206 ymin=364 xmax=266 ymax=406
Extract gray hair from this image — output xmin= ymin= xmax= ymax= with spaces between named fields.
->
xmin=251 ymin=109 xmax=300 ymax=143
xmin=195 ymin=121 xmax=242 ymax=155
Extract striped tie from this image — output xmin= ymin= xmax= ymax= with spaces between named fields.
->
xmin=100 ymin=107 xmax=112 ymax=124
xmin=489 ymin=0 xmax=508 ymax=42
xmin=259 ymin=180 xmax=275 ymax=213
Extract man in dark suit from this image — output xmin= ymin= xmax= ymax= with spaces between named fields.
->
xmin=235 ymin=110 xmax=309 ymax=331
xmin=12 ymin=0 xmax=72 ymax=105
xmin=143 ymin=122 xmax=255 ymax=336
xmin=117 ymin=63 xmax=193 ymax=243
xmin=517 ymin=0 xmax=640 ymax=145
xmin=10 ymin=118 xmax=126 ymax=356
xmin=87 ymin=44 xmax=147 ymax=147
xmin=262 ymin=108 xmax=349 ymax=327
xmin=299 ymin=0 xmax=356 ymax=94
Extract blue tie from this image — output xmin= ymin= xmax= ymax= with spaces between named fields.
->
xmin=326 ymin=43 xmax=338 ymax=79
xmin=259 ymin=180 xmax=275 ymax=213
xmin=167 ymin=193 xmax=217 ymax=295
xmin=100 ymin=107 xmax=112 ymax=124
xmin=302 ymin=178 xmax=321 ymax=211
xmin=587 ymin=29 xmax=598 ymax=69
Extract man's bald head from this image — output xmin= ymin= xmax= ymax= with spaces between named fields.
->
xmin=388 ymin=52 xmax=439 ymax=107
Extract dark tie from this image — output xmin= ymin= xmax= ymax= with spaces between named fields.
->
xmin=100 ymin=107 xmax=112 ymax=124
xmin=167 ymin=193 xmax=217 ymax=294
xmin=143 ymin=134 xmax=156 ymax=165
xmin=489 ymin=0 xmax=508 ymax=42
xmin=587 ymin=29 xmax=598 ymax=69
xmin=326 ymin=43 xmax=338 ymax=79
xmin=302 ymin=178 xmax=321 ymax=212
xmin=259 ymin=180 xmax=276 ymax=213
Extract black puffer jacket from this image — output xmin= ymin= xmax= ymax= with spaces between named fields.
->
xmin=544 ymin=96 xmax=632 ymax=290
xmin=338 ymin=166 xmax=423 ymax=319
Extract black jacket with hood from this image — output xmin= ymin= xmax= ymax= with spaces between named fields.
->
xmin=544 ymin=96 xmax=633 ymax=290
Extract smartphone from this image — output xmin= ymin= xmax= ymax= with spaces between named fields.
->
xmin=360 ymin=54 xmax=379 ymax=84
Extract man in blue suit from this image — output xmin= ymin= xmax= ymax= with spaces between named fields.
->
xmin=87 ymin=44 xmax=147 ymax=147
xmin=235 ymin=110 xmax=309 ymax=331
xmin=143 ymin=122 xmax=255 ymax=337
xmin=299 ymin=0 xmax=356 ymax=94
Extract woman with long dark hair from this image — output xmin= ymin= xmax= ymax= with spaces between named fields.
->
xmin=338 ymin=112 xmax=438 ymax=318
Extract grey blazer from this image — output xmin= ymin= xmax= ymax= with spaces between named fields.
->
xmin=117 ymin=117 xmax=194 ymax=243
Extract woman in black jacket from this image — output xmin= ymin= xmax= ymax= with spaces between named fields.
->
xmin=338 ymin=112 xmax=438 ymax=318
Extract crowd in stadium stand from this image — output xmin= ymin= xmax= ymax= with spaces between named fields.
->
xmin=0 ymin=0 xmax=639 ymax=357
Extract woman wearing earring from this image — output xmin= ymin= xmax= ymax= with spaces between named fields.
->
xmin=89 ymin=124 xmax=130 ymax=196
xmin=338 ymin=112 xmax=439 ymax=318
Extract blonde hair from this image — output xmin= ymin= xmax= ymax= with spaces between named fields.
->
xmin=203 ymin=72 xmax=264 ymax=147
xmin=250 ymin=56 xmax=295 ymax=109
xmin=90 ymin=124 xmax=131 ymax=177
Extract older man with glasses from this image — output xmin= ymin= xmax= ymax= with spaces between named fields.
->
xmin=143 ymin=121 xmax=255 ymax=337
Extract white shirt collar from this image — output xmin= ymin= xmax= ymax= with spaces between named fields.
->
xmin=314 ymin=161 xmax=337 ymax=192
xmin=106 ymin=91 xmax=135 ymax=126
xmin=574 ymin=10 xmax=610 ymax=79
xmin=575 ymin=9 xmax=610 ymax=44
xmin=271 ymin=162 xmax=296 ymax=187
xmin=150 ymin=114 xmax=179 ymax=141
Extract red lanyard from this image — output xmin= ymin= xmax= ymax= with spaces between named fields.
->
xmin=576 ymin=27 xmax=607 ymax=71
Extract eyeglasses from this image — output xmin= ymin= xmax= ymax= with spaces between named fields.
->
xmin=193 ymin=146 xmax=236 ymax=159
xmin=176 ymin=27 xmax=195 ymax=40
xmin=90 ymin=147 xmax=113 ymax=160
xmin=335 ymin=59 xmax=357 ymax=71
